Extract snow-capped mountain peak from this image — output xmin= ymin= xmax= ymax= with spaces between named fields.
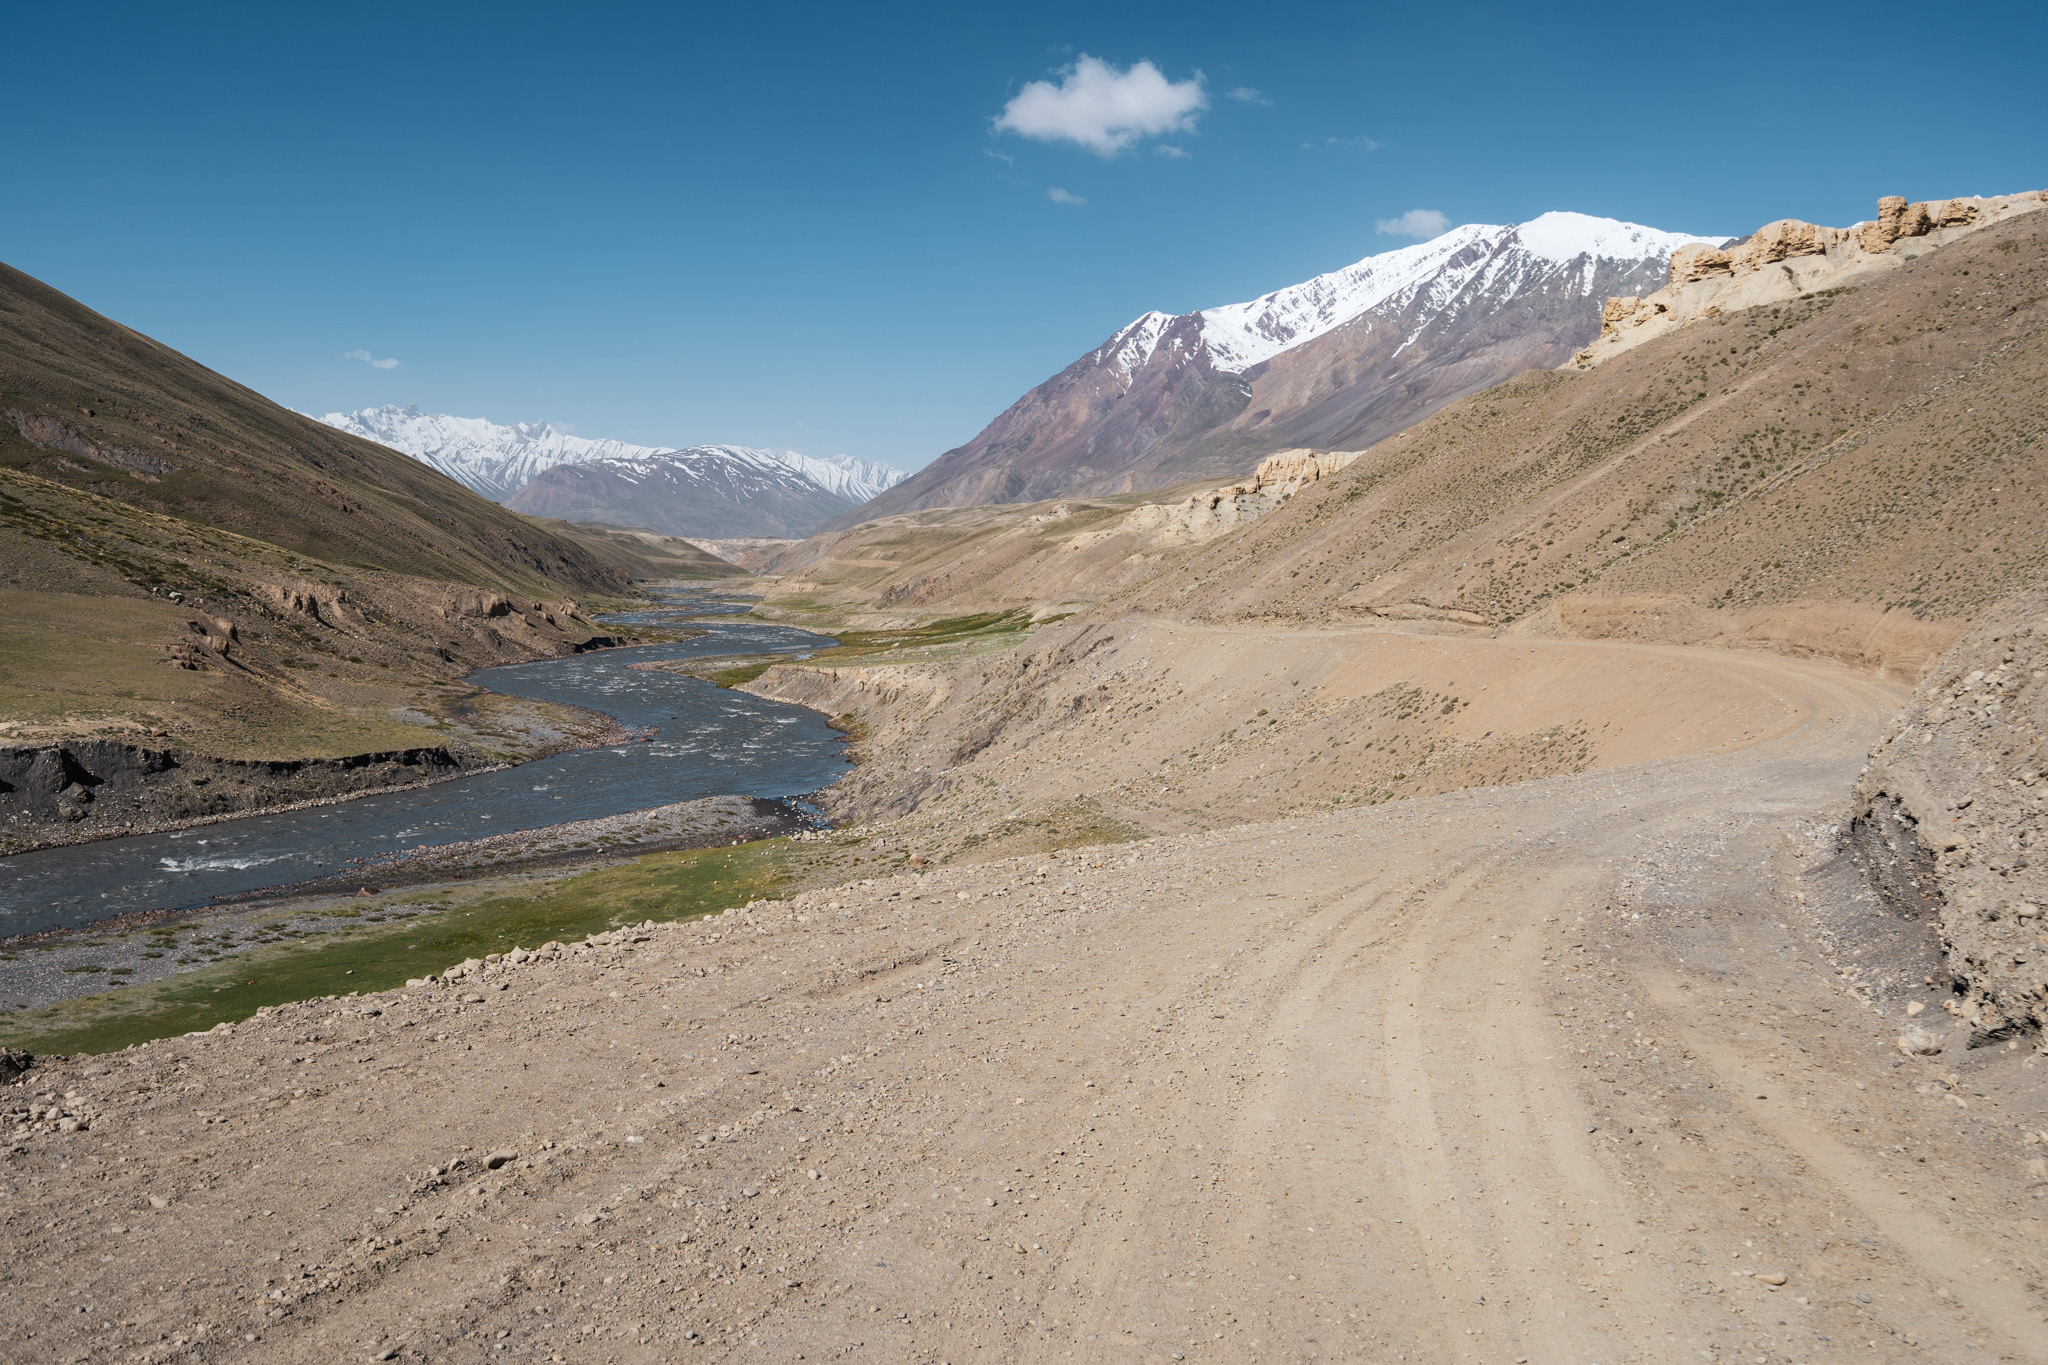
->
xmin=316 ymin=405 xmax=670 ymax=502
xmin=1197 ymin=225 xmax=1498 ymax=372
xmin=316 ymin=406 xmax=906 ymax=517
xmin=1194 ymin=214 xmax=1725 ymax=373
xmin=1091 ymin=312 xmax=1176 ymax=380
xmin=769 ymin=450 xmax=907 ymax=505
xmin=850 ymin=208 xmax=1731 ymax=524
xmin=1509 ymin=210 xmax=1714 ymax=266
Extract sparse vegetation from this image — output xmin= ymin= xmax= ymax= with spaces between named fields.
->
xmin=0 ymin=835 xmax=846 ymax=1055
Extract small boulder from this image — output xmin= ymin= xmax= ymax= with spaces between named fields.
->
xmin=1898 ymin=1025 xmax=1944 ymax=1056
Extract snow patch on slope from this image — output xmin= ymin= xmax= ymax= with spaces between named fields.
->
xmin=1091 ymin=312 xmax=1175 ymax=381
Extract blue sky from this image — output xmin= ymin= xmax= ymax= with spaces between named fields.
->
xmin=6 ymin=1 xmax=2043 ymax=471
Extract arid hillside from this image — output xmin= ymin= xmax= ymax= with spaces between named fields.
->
xmin=0 ymin=263 xmax=621 ymax=595
xmin=522 ymin=519 xmax=745 ymax=582
xmin=755 ymin=196 xmax=2048 ymax=685
xmin=1119 ymin=201 xmax=2048 ymax=677
xmin=742 ymin=453 xmax=1366 ymax=620
xmin=0 ymin=263 xmax=723 ymax=833
xmin=744 ymin=494 xmax=1199 ymax=617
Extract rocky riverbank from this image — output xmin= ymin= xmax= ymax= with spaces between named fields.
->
xmin=0 ymin=740 xmax=479 ymax=855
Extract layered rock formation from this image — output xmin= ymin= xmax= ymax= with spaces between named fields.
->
xmin=0 ymin=739 xmax=470 ymax=843
xmin=1573 ymin=190 xmax=2047 ymax=366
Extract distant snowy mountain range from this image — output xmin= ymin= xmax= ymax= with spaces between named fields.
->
xmin=843 ymin=211 xmax=1729 ymax=525
xmin=317 ymin=405 xmax=905 ymax=538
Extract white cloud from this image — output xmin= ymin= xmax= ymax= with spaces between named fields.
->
xmin=1375 ymin=209 xmax=1451 ymax=240
xmin=995 ymin=55 xmax=1206 ymax=156
xmin=1046 ymin=187 xmax=1087 ymax=206
xmin=1154 ymin=144 xmax=1190 ymax=160
xmin=983 ymin=147 xmax=1015 ymax=167
xmin=344 ymin=349 xmax=400 ymax=370
xmin=1226 ymin=86 xmax=1268 ymax=105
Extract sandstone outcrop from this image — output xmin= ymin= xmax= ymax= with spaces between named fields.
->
xmin=1573 ymin=189 xmax=2047 ymax=367
xmin=1118 ymin=448 xmax=1363 ymax=545
xmin=1854 ymin=585 xmax=2048 ymax=1039
xmin=265 ymin=582 xmax=338 ymax=622
xmin=159 ymin=616 xmax=241 ymax=671
xmin=1727 ymin=218 xmax=1850 ymax=271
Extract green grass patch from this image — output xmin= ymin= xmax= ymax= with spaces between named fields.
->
xmin=0 ymin=839 xmax=807 ymax=1058
xmin=948 ymin=797 xmax=1143 ymax=862
xmin=683 ymin=609 xmax=1038 ymax=688
xmin=709 ymin=661 xmax=779 ymax=688
xmin=819 ymin=609 xmax=1032 ymax=658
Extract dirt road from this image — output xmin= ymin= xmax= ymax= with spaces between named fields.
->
xmin=7 ymin=642 xmax=2047 ymax=1365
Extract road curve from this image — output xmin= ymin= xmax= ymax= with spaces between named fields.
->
xmin=8 ymin=643 xmax=2047 ymax=1365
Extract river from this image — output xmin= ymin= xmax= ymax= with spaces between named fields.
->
xmin=0 ymin=593 xmax=849 ymax=937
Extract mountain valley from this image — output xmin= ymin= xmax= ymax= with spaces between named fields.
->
xmin=0 ymin=265 xmax=717 ymax=846
xmin=7 ymin=188 xmax=2048 ymax=1365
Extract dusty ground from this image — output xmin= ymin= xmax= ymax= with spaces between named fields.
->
xmin=744 ymin=616 xmax=1864 ymax=866
xmin=8 ymin=638 xmax=2048 ymax=1364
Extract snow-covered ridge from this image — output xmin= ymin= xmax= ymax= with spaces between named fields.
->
xmin=317 ymin=405 xmax=905 ymax=505
xmin=771 ymin=450 xmax=908 ymax=504
xmin=1090 ymin=312 xmax=1176 ymax=381
xmin=1193 ymin=212 xmax=1726 ymax=372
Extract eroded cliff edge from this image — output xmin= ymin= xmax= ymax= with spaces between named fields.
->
xmin=1856 ymin=585 xmax=2048 ymax=1039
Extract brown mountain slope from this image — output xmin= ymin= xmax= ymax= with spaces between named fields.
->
xmin=744 ymin=195 xmax=2046 ymax=685
xmin=0 ymin=261 xmax=620 ymax=595
xmin=0 ymin=262 xmax=661 ymax=807
xmin=1102 ymin=204 xmax=2048 ymax=677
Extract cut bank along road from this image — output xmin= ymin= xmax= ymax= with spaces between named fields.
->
xmin=8 ymin=643 xmax=2046 ymax=1365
